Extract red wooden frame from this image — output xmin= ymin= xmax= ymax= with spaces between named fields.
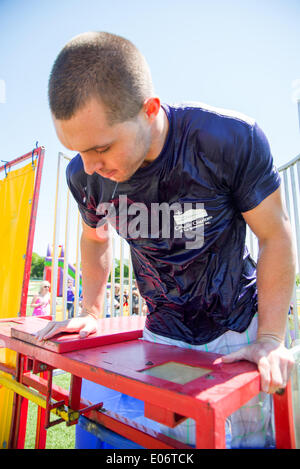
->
xmin=10 ymin=315 xmax=146 ymax=352
xmin=0 ymin=317 xmax=296 ymax=449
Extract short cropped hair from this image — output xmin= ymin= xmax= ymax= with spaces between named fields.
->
xmin=48 ymin=31 xmax=154 ymax=124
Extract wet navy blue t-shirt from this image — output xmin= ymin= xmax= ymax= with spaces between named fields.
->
xmin=66 ymin=103 xmax=281 ymax=345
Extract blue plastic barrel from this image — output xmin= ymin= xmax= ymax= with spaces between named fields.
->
xmin=75 ymin=379 xmax=161 ymax=449
xmin=75 ymin=379 xmax=231 ymax=449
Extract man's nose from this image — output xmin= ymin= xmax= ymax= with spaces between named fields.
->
xmin=81 ymin=154 xmax=103 ymax=175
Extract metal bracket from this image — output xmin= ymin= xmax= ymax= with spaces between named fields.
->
xmin=26 ymin=357 xmax=53 ymax=374
xmin=0 ymin=356 xmax=104 ymax=430
xmin=43 ymin=368 xmax=103 ymax=429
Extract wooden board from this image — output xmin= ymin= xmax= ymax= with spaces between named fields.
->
xmin=10 ymin=315 xmax=146 ymax=353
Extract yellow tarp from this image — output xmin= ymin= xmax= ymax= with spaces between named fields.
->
xmin=0 ymin=161 xmax=36 ymax=316
xmin=0 ymin=161 xmax=36 ymax=449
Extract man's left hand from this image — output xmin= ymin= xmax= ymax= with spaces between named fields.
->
xmin=221 ymin=339 xmax=295 ymax=394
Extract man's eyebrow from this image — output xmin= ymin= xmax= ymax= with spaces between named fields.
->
xmin=79 ymin=142 xmax=112 ymax=153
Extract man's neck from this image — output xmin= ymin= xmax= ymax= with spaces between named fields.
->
xmin=142 ymin=106 xmax=169 ymax=166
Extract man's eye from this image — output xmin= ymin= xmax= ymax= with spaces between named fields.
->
xmin=96 ymin=147 xmax=110 ymax=154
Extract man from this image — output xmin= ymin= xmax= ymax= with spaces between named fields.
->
xmin=35 ymin=32 xmax=296 ymax=447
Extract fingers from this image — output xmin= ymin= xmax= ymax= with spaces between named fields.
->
xmin=257 ymin=356 xmax=272 ymax=393
xmin=221 ymin=342 xmax=295 ymax=394
xmin=79 ymin=320 xmax=97 ymax=338
xmin=34 ymin=320 xmax=69 ymax=341
xmin=221 ymin=347 xmax=248 ymax=363
xmin=221 ymin=345 xmax=272 ymax=392
xmin=259 ymin=348 xmax=295 ymax=394
xmin=258 ymin=355 xmax=288 ymax=394
xmin=34 ymin=316 xmax=98 ymax=341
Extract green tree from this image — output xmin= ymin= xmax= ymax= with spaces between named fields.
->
xmin=108 ymin=259 xmax=134 ymax=282
xmin=30 ymin=252 xmax=45 ymax=279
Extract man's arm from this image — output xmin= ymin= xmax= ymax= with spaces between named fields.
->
xmin=35 ymin=219 xmax=112 ymax=341
xmin=80 ymin=219 xmax=112 ymax=319
xmin=222 ymin=187 xmax=296 ymax=393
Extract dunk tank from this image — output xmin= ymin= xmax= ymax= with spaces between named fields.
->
xmin=0 ymin=149 xmax=299 ymax=449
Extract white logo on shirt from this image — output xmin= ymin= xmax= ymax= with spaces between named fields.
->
xmin=174 ymin=208 xmax=212 ymax=233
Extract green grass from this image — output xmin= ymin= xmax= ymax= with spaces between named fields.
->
xmin=24 ymin=372 xmax=76 ymax=449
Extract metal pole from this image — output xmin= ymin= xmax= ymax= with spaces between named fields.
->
xmin=128 ymin=252 xmax=133 ymax=315
xmin=110 ymin=237 xmax=116 ymax=317
xmin=290 ymin=165 xmax=300 ymax=276
xmin=74 ymin=212 xmax=82 ymax=317
xmin=62 ymin=189 xmax=71 ymax=320
xmin=119 ymin=238 xmax=124 ymax=316
xmin=51 ymin=153 xmax=63 ymax=319
xmin=282 ymin=167 xmax=299 ymax=341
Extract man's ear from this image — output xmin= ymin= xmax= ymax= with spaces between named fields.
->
xmin=143 ymin=97 xmax=161 ymax=121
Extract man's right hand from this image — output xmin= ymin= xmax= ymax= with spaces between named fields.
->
xmin=34 ymin=315 xmax=98 ymax=341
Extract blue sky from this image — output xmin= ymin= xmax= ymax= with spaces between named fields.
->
xmin=0 ymin=0 xmax=300 ymax=257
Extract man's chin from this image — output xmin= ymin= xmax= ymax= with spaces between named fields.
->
xmin=110 ymin=172 xmax=136 ymax=183
xmin=108 ymin=174 xmax=127 ymax=183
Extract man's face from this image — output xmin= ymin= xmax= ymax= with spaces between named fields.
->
xmin=53 ymin=97 xmax=152 ymax=182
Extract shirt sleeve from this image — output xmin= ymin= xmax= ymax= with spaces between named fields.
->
xmin=66 ymin=159 xmax=107 ymax=229
xmin=228 ymin=121 xmax=281 ymax=213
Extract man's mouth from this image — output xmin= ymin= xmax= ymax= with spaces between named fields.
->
xmin=98 ymin=169 xmax=117 ymax=178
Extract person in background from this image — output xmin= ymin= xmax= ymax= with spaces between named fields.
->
xmin=123 ymin=289 xmax=129 ymax=315
xmin=104 ymin=288 xmax=120 ymax=317
xmin=288 ymin=304 xmax=296 ymax=345
xmin=131 ymin=287 xmax=140 ymax=315
xmin=114 ymin=285 xmax=120 ymax=314
xmin=114 ymin=284 xmax=120 ymax=303
xmin=67 ymin=278 xmax=75 ymax=318
xmin=79 ymin=284 xmax=83 ymax=310
xmin=31 ymin=281 xmax=51 ymax=316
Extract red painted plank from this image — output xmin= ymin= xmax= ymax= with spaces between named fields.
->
xmin=144 ymin=402 xmax=187 ymax=427
xmin=196 ymin=407 xmax=226 ymax=449
xmin=273 ymin=381 xmax=296 ymax=449
xmin=10 ymin=316 xmax=146 ymax=353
